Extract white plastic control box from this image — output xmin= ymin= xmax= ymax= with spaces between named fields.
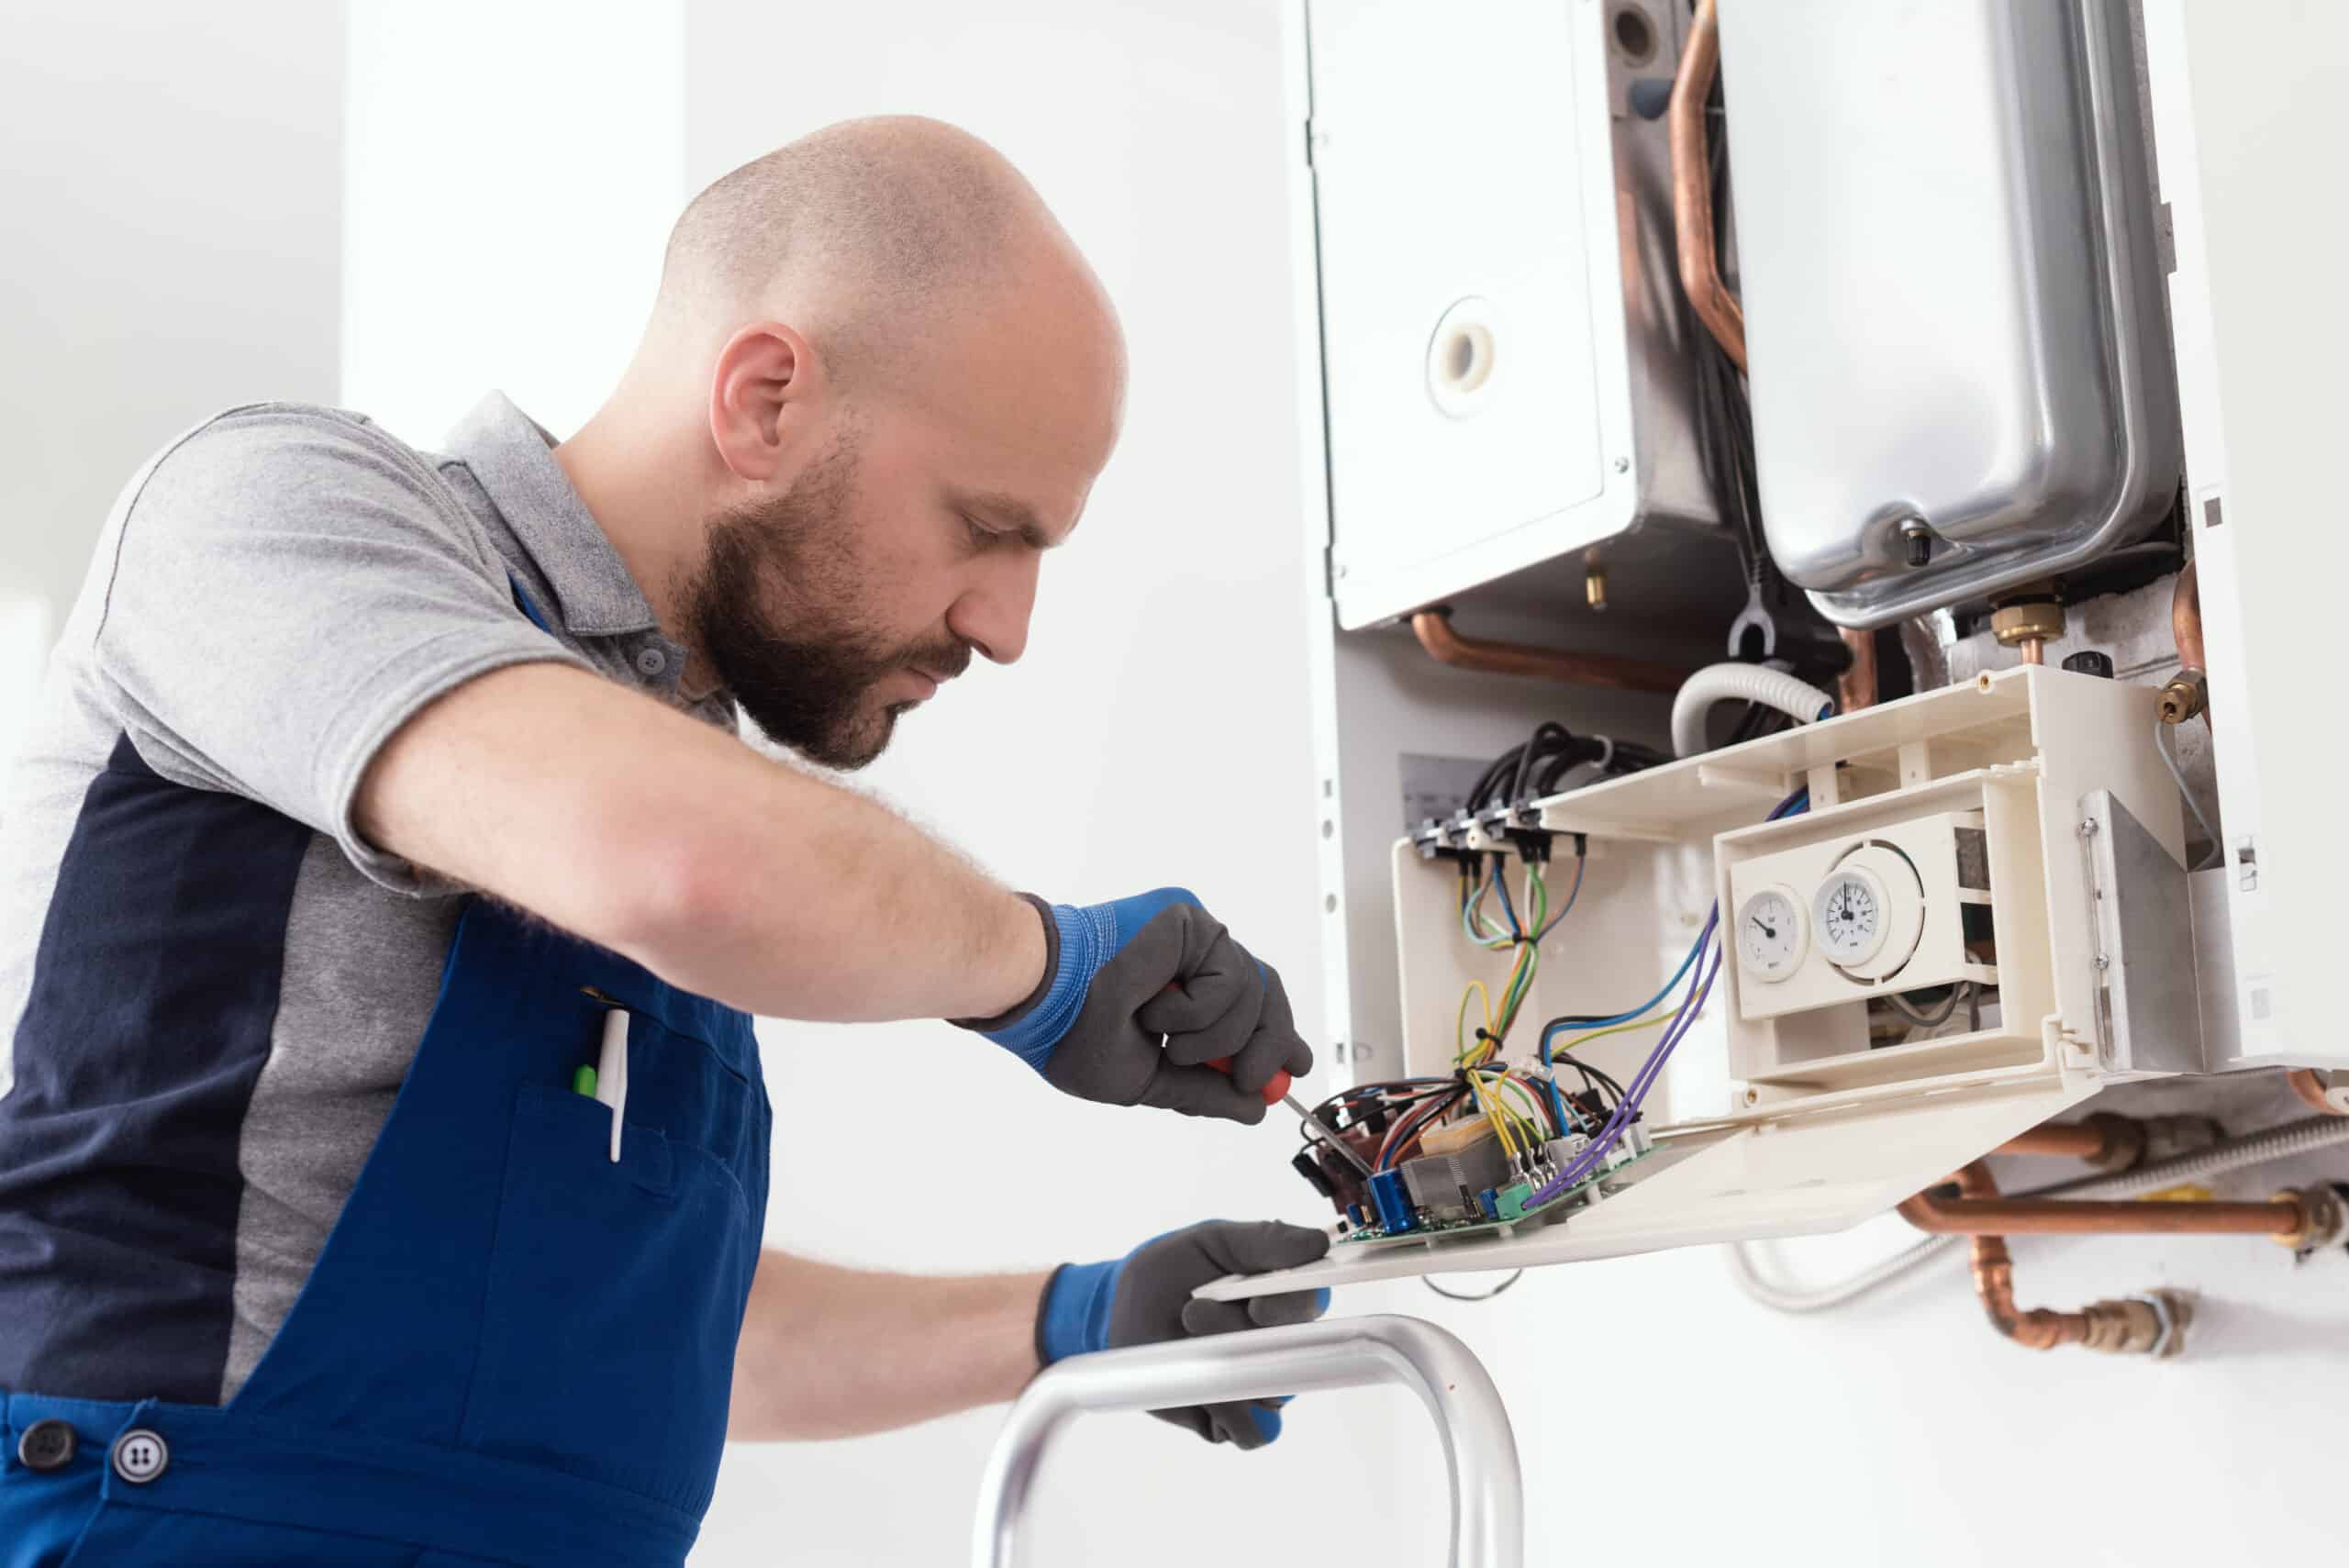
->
xmin=1208 ymin=666 xmax=2199 ymax=1299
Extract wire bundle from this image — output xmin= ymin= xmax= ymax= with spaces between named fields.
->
xmin=1455 ymin=846 xmax=1587 ymax=1146
xmin=1460 ymin=723 xmax=1666 ymax=821
xmin=1522 ymin=785 xmax=1811 ymax=1209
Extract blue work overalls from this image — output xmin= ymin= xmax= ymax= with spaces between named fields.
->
xmin=0 ymin=877 xmax=772 ymax=1563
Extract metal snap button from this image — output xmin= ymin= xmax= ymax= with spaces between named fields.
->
xmin=17 ymin=1418 xmax=75 ymax=1472
xmin=635 ymin=647 xmax=667 ymax=677
xmin=110 ymin=1428 xmax=168 ymax=1485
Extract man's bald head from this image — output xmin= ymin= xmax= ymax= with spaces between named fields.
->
xmin=567 ymin=117 xmax=1125 ymax=772
xmin=651 ymin=116 xmax=1105 ymax=393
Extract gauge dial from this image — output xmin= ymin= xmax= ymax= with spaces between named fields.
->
xmin=1812 ymin=866 xmax=1888 ymax=967
xmin=1735 ymin=885 xmax=1808 ymax=982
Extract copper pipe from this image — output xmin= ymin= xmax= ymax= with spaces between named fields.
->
xmin=1921 ymin=1164 xmax=2202 ymax=1355
xmin=1409 ymin=609 xmax=1689 ymax=695
xmin=1670 ymin=0 xmax=1746 ymax=370
xmin=1898 ymin=1162 xmax=2304 ymax=1237
xmin=1998 ymin=1121 xmax=2118 ymax=1161
xmin=2021 ymin=639 xmax=2044 ymax=666
xmin=1996 ymin=1113 xmax=2173 ymax=1172
xmin=1835 ymin=627 xmax=1877 ymax=712
xmin=2160 ymin=560 xmax=2211 ymax=724
xmin=2173 ymin=558 xmax=2206 ymax=678
xmin=2288 ymin=1067 xmax=2345 ymax=1117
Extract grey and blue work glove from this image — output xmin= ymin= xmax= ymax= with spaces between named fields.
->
xmin=1036 ymin=1220 xmax=1333 ymax=1449
xmin=958 ymin=888 xmax=1312 ymax=1123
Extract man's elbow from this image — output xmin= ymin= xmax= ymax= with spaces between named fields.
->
xmin=588 ymin=817 xmax=748 ymax=979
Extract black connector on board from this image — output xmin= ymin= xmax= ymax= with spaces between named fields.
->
xmin=1291 ymin=1151 xmax=1335 ymax=1200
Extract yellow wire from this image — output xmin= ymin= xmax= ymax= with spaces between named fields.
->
xmin=1455 ymin=981 xmax=1494 ymax=1061
xmin=1493 ymin=1071 xmax=1547 ymax=1145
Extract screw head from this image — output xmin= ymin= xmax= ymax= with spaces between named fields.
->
xmin=1612 ymin=456 xmax=1631 ymax=474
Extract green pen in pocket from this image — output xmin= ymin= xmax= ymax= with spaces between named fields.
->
xmin=572 ymin=1064 xmax=598 ymax=1096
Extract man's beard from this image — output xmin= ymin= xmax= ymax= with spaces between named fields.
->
xmin=684 ymin=439 xmax=970 ymax=771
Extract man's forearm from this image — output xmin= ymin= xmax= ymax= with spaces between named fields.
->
xmin=359 ymin=662 xmax=1045 ymax=1022
xmin=727 ymin=1250 xmax=1050 ymax=1442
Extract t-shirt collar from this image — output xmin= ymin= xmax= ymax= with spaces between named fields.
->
xmin=442 ymin=391 xmax=662 ymax=639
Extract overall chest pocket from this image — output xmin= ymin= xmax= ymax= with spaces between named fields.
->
xmin=458 ymin=1006 xmax=763 ymax=1516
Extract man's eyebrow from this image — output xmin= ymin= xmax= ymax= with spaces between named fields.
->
xmin=954 ymin=490 xmax=1064 ymax=550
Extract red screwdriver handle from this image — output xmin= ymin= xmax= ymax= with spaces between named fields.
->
xmin=1158 ymin=984 xmax=1291 ymax=1104
xmin=1206 ymin=1056 xmax=1291 ymax=1106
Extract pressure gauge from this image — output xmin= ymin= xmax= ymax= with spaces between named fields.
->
xmin=1734 ymin=884 xmax=1808 ymax=983
xmin=1812 ymin=845 xmax=1929 ymax=982
xmin=1813 ymin=867 xmax=1887 ymax=966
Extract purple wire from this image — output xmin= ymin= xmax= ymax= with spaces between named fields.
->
xmin=1526 ymin=907 xmax=1721 ymax=1207
xmin=1519 ymin=784 xmax=1806 ymax=1211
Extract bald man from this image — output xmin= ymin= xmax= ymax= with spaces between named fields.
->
xmin=0 ymin=118 xmax=1330 ymax=1567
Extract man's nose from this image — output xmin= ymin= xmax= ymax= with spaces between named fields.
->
xmin=950 ymin=553 xmax=1040 ymax=666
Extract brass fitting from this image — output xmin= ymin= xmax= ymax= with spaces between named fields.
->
xmin=2079 ymin=1291 xmax=2193 ymax=1357
xmin=1586 ymin=565 xmax=1609 ymax=613
xmin=1991 ymin=598 xmax=2065 ymax=666
xmin=2271 ymin=1185 xmax=2347 ymax=1251
xmin=2158 ymin=670 xmax=2210 ymax=725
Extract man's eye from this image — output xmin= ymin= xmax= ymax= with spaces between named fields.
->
xmin=961 ymin=514 xmax=998 ymax=549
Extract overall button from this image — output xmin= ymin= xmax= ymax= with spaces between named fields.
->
xmin=110 ymin=1428 xmax=168 ymax=1485
xmin=635 ymin=647 xmax=668 ymax=677
xmin=16 ymin=1418 xmax=75 ymax=1472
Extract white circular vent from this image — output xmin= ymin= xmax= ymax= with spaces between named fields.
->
xmin=1426 ymin=297 xmax=1501 ymax=418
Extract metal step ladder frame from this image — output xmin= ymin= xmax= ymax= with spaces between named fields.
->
xmin=972 ymin=1314 xmax=1523 ymax=1567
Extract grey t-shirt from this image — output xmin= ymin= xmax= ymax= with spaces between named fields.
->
xmin=0 ymin=393 xmax=729 ymax=1404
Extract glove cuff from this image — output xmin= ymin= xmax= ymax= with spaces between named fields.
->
xmin=966 ymin=901 xmax=1114 ymax=1071
xmin=1034 ymin=1257 xmax=1123 ymax=1366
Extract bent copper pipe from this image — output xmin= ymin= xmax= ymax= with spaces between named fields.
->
xmin=1410 ymin=610 xmax=1689 ymax=695
xmin=1670 ymin=0 xmax=1746 ymax=370
xmin=2173 ymin=558 xmax=2206 ymax=678
xmin=1835 ymin=628 xmax=1876 ymax=713
xmin=1931 ymin=1164 xmax=2096 ymax=1350
xmin=1898 ymin=1161 xmax=2303 ymax=1237
xmin=2288 ymin=1068 xmax=2345 ymax=1117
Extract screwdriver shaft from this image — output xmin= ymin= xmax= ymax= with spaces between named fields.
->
xmin=1288 ymin=1090 xmax=1375 ymax=1178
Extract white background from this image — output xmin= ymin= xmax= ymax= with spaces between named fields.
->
xmin=6 ymin=4 xmax=2347 ymax=1566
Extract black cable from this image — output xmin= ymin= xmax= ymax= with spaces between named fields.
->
xmin=1421 ymin=1271 xmax=1524 ymax=1303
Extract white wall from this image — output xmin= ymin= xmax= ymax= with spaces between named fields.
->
xmin=0 ymin=0 xmax=342 ymax=773
xmin=341 ymin=0 xmax=685 ymax=447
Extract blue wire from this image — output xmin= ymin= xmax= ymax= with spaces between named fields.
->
xmin=1487 ymin=855 xmax=1522 ymax=938
xmin=1536 ymin=786 xmax=1809 ymax=1095
xmin=1531 ymin=851 xmax=1586 ymax=943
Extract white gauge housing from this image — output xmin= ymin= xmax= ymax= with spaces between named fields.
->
xmin=1814 ymin=845 xmax=1928 ymax=982
xmin=1813 ymin=865 xmax=1887 ymax=966
xmin=1735 ymin=884 xmax=1809 ymax=983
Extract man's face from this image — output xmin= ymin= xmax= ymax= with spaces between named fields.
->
xmin=686 ymin=326 xmax=1122 ymax=769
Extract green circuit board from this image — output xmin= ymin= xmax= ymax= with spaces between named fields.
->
xmin=1335 ymin=1145 xmax=1655 ymax=1246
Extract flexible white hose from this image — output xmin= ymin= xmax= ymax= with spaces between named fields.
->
xmin=1727 ymin=1113 xmax=2349 ymax=1315
xmin=1671 ymin=662 xmax=1837 ymax=757
xmin=1728 ymin=1232 xmax=1950 ymax=1314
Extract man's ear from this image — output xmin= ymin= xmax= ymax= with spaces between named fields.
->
xmin=708 ymin=321 xmax=827 ymax=483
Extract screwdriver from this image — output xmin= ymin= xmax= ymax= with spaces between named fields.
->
xmin=1207 ymin=1054 xmax=1376 ymax=1178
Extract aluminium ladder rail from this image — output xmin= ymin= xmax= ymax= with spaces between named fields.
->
xmin=972 ymin=1314 xmax=1524 ymax=1567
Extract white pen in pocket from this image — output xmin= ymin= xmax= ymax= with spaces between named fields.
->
xmin=592 ymin=1002 xmax=629 ymax=1163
